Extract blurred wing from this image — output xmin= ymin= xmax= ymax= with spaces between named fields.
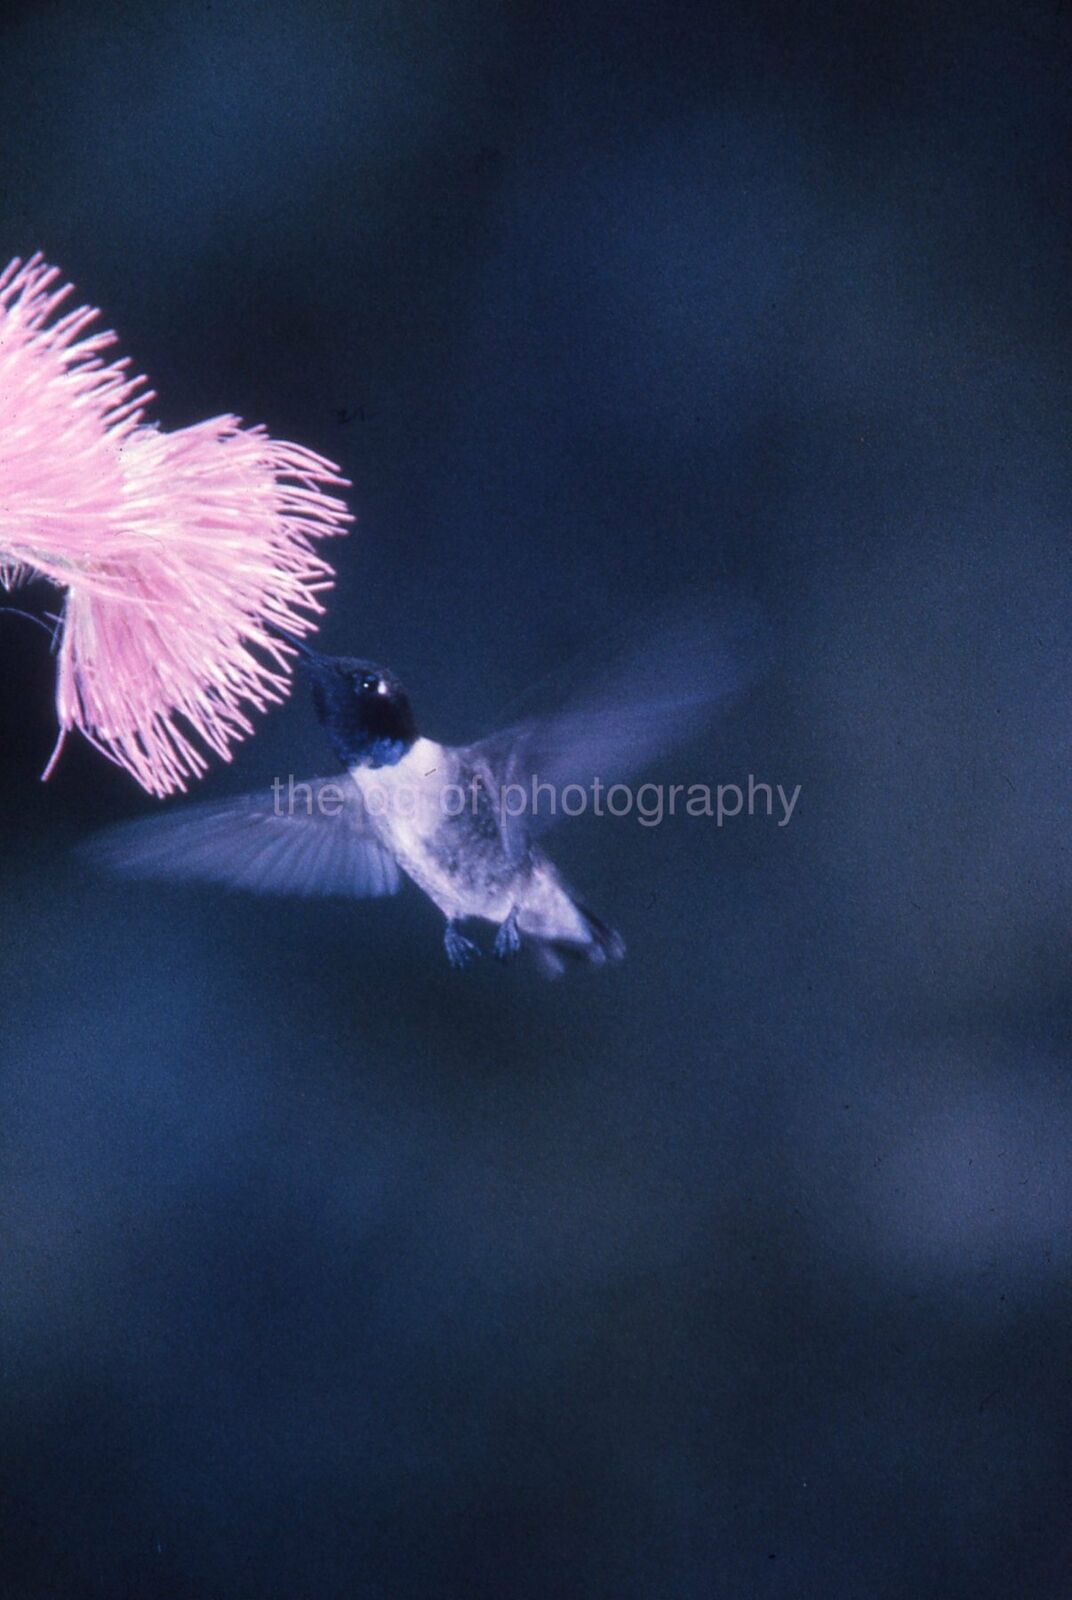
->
xmin=468 ymin=600 xmax=760 ymax=857
xmin=82 ymin=777 xmax=402 ymax=899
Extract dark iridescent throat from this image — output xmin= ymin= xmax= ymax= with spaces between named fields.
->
xmin=310 ymin=671 xmax=418 ymax=769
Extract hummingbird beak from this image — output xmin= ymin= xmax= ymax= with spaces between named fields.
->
xmin=269 ymin=623 xmax=329 ymax=668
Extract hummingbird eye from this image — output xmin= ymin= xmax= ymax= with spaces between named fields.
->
xmin=359 ymin=671 xmax=381 ymax=694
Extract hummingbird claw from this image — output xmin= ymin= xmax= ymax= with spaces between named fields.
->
xmin=444 ymin=921 xmax=480 ymax=970
xmin=493 ymin=907 xmax=522 ymax=962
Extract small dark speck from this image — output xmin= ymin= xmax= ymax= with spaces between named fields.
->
xmin=978 ymin=1389 xmax=1000 ymax=1413
xmin=425 ymin=768 xmax=437 ymax=776
xmin=335 ymin=405 xmax=366 ymax=426
xmin=768 ymin=1553 xmax=777 ymax=1561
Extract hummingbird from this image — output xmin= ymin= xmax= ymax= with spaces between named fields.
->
xmin=85 ymin=608 xmax=749 ymax=974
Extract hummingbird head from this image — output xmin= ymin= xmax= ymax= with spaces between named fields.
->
xmin=284 ymin=636 xmax=417 ymax=768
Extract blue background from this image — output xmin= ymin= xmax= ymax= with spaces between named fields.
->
xmin=1 ymin=2 xmax=1070 ymax=1595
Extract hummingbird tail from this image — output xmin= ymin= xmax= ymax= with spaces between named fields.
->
xmin=530 ymin=900 xmax=626 ymax=977
xmin=573 ymin=901 xmax=627 ymax=964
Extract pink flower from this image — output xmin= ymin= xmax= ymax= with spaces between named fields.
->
xmin=0 ymin=253 xmax=351 ymax=795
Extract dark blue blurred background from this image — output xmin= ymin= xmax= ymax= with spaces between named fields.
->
xmin=1 ymin=2 xmax=1070 ymax=1595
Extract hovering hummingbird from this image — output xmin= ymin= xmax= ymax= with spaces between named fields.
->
xmin=85 ymin=609 xmax=749 ymax=974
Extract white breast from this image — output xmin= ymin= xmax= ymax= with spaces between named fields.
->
xmin=350 ymin=738 xmax=450 ymax=872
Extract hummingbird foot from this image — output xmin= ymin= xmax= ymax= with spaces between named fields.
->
xmin=444 ymin=920 xmax=480 ymax=970
xmin=493 ymin=907 xmax=522 ymax=962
